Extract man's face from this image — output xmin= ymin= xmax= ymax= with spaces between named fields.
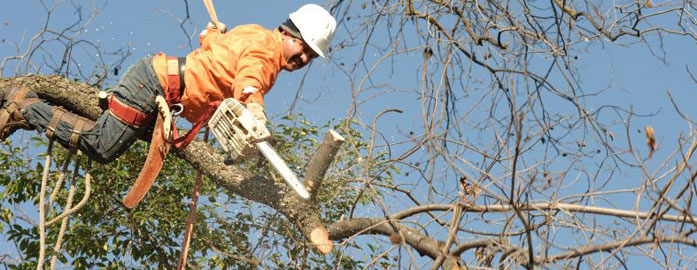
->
xmin=282 ymin=33 xmax=318 ymax=71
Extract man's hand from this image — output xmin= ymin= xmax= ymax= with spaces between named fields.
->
xmin=246 ymin=102 xmax=267 ymax=128
xmin=207 ymin=21 xmax=227 ymax=33
xmin=199 ymin=21 xmax=227 ymax=39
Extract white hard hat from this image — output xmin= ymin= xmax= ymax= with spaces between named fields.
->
xmin=289 ymin=4 xmax=337 ymax=58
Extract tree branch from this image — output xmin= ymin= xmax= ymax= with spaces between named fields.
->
xmin=0 ymin=75 xmax=334 ymax=254
xmin=327 ymin=217 xmax=463 ymax=269
xmin=305 ymin=129 xmax=345 ymax=201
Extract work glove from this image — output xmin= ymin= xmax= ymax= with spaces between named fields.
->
xmin=246 ymin=102 xmax=267 ymax=129
xmin=199 ymin=21 xmax=227 ymax=39
xmin=206 ymin=21 xmax=227 ymax=33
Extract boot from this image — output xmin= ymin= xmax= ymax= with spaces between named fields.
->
xmin=0 ymin=85 xmax=41 ymax=141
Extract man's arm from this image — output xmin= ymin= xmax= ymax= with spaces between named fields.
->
xmin=230 ymin=47 xmax=278 ymax=126
xmin=231 ymin=48 xmax=277 ymax=106
xmin=199 ymin=22 xmax=227 ymax=48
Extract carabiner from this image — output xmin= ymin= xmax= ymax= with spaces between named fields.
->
xmin=170 ymin=103 xmax=184 ymax=116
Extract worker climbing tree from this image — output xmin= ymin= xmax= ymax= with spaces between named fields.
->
xmin=7 ymin=0 xmax=697 ymax=269
xmin=1 ymin=4 xmax=336 ymax=201
xmin=0 ymin=2 xmax=335 ymax=188
xmin=0 ymin=2 xmax=338 ymax=269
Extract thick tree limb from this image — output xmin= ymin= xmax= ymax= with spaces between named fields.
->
xmin=305 ymin=129 xmax=344 ymax=200
xmin=1 ymin=75 xmax=102 ymax=119
xmin=0 ymin=75 xmax=333 ymax=253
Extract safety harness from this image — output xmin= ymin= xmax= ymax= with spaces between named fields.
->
xmin=117 ymin=56 xmax=222 ymax=209
xmin=107 ymin=56 xmax=216 ymax=149
xmin=107 ymin=56 xmax=182 ymax=130
xmin=163 ymin=56 xmax=221 ymax=149
xmin=107 ymin=94 xmax=154 ymax=129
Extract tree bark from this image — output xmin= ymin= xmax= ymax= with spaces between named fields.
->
xmin=0 ymin=74 xmax=333 ymax=253
xmin=327 ymin=218 xmax=471 ymax=269
xmin=305 ymin=129 xmax=344 ymax=200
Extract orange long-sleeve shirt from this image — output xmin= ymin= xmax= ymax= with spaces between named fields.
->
xmin=153 ymin=24 xmax=287 ymax=123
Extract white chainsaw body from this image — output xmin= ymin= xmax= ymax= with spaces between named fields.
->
xmin=209 ymin=98 xmax=310 ymax=199
xmin=209 ymin=98 xmax=270 ymax=160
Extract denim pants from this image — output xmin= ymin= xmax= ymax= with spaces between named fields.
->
xmin=20 ymin=57 xmax=164 ymax=163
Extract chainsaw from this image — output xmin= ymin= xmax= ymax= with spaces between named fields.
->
xmin=208 ymin=98 xmax=310 ymax=199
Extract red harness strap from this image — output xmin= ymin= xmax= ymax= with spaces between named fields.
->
xmin=169 ymin=101 xmax=219 ymax=149
xmin=107 ymin=56 xmax=217 ymax=149
xmin=108 ymin=94 xmax=155 ymax=128
xmin=108 ymin=56 xmax=183 ymax=129
xmin=165 ymin=56 xmax=183 ymax=106
xmin=163 ymin=56 xmax=219 ymax=149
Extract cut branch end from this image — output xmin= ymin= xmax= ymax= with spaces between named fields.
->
xmin=310 ymin=226 xmax=333 ymax=254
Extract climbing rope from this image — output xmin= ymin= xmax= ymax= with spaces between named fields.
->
xmin=176 ymin=128 xmax=209 ymax=270
xmin=45 ymin=161 xmax=91 ymax=227
xmin=36 ymin=139 xmax=92 ymax=270
xmin=37 ymin=140 xmax=54 ymax=270
xmin=49 ymin=156 xmax=78 ymax=270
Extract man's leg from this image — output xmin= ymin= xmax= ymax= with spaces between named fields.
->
xmin=0 ymin=85 xmax=143 ymax=164
xmin=0 ymin=57 xmax=164 ymax=163
xmin=0 ymin=85 xmax=41 ymax=141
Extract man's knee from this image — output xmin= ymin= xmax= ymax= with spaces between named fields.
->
xmin=87 ymin=151 xmax=120 ymax=164
xmin=41 ymin=107 xmax=132 ymax=164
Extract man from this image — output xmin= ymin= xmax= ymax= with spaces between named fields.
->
xmin=0 ymin=4 xmax=337 ymax=163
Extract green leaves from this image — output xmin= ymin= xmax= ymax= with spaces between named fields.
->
xmin=0 ymin=115 xmax=395 ymax=269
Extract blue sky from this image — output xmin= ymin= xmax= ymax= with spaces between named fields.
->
xmin=0 ymin=0 xmax=349 ymax=119
xmin=5 ymin=0 xmax=692 ymax=147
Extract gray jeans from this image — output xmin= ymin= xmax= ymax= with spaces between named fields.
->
xmin=21 ymin=57 xmax=164 ymax=163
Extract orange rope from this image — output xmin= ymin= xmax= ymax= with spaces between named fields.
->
xmin=176 ymin=128 xmax=209 ymax=270
xmin=202 ymin=0 xmax=221 ymax=29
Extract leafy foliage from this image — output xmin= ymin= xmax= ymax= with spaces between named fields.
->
xmin=0 ymin=114 xmax=394 ymax=269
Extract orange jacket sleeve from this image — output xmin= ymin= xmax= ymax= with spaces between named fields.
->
xmin=163 ymin=24 xmax=284 ymax=123
xmin=232 ymin=44 xmax=277 ymax=107
xmin=199 ymin=27 xmax=225 ymax=48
